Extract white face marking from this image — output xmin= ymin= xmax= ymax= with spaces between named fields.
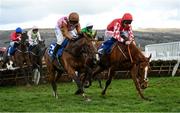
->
xmin=144 ymin=66 xmax=148 ymax=80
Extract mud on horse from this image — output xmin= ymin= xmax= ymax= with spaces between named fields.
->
xmin=44 ymin=34 xmax=95 ymax=99
xmin=91 ymin=42 xmax=151 ymax=100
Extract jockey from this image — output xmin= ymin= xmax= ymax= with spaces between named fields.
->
xmin=27 ymin=26 xmax=42 ymax=51
xmin=8 ymin=27 xmax=23 ymax=56
xmin=98 ymin=13 xmax=135 ymax=55
xmin=81 ymin=23 xmax=97 ymax=38
xmin=52 ymin=12 xmax=81 ymax=60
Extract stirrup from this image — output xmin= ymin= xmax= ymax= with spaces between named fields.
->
xmin=50 ymin=54 xmax=56 ymax=62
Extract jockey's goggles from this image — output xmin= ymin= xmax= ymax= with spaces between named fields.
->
xmin=33 ymin=29 xmax=38 ymax=32
xmin=69 ymin=20 xmax=78 ymax=25
xmin=16 ymin=32 xmax=22 ymax=34
xmin=124 ymin=20 xmax=132 ymax=24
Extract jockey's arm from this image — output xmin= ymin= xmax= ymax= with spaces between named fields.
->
xmin=92 ymin=30 xmax=97 ymax=38
xmin=37 ymin=32 xmax=42 ymax=41
xmin=75 ymin=23 xmax=81 ymax=34
xmin=27 ymin=31 xmax=33 ymax=45
xmin=60 ymin=23 xmax=74 ymax=40
xmin=128 ymin=26 xmax=136 ymax=45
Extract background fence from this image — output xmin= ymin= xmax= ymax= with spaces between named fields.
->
xmin=145 ymin=41 xmax=180 ymax=61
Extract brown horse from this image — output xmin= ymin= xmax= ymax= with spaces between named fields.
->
xmin=6 ymin=32 xmax=32 ymax=85
xmin=44 ymin=34 xmax=95 ymax=99
xmin=91 ymin=42 xmax=151 ymax=100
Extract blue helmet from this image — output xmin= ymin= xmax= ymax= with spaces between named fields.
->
xmin=15 ymin=27 xmax=22 ymax=33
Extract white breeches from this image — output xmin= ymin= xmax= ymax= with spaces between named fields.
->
xmin=55 ymin=26 xmax=78 ymax=45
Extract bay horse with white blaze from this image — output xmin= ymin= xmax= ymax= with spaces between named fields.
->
xmin=91 ymin=42 xmax=151 ymax=100
xmin=44 ymin=34 xmax=95 ymax=99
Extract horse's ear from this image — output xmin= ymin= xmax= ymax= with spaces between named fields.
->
xmin=148 ymin=54 xmax=152 ymax=61
xmin=92 ymin=30 xmax=97 ymax=39
xmin=79 ymin=32 xmax=85 ymax=38
xmin=42 ymin=39 xmax=45 ymax=43
xmin=23 ymin=31 xmax=27 ymax=35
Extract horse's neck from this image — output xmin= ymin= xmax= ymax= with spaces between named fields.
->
xmin=17 ymin=44 xmax=27 ymax=51
xmin=66 ymin=38 xmax=85 ymax=56
xmin=130 ymin=44 xmax=146 ymax=62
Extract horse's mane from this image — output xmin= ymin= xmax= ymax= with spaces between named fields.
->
xmin=65 ymin=36 xmax=87 ymax=57
xmin=115 ymin=42 xmax=146 ymax=63
xmin=129 ymin=43 xmax=147 ymax=62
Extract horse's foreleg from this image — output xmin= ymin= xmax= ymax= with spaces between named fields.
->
xmin=68 ymin=68 xmax=84 ymax=95
xmin=22 ymin=67 xmax=31 ymax=86
xmin=73 ymin=74 xmax=84 ymax=95
xmin=91 ymin=65 xmax=104 ymax=87
xmin=102 ymin=68 xmax=114 ymax=95
xmin=96 ymin=76 xmax=103 ymax=89
xmin=83 ymin=66 xmax=93 ymax=88
xmin=131 ymin=64 xmax=146 ymax=100
xmin=49 ymin=71 xmax=58 ymax=98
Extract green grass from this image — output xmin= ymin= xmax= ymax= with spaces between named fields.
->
xmin=0 ymin=77 xmax=180 ymax=112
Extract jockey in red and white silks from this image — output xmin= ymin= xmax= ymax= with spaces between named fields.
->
xmin=105 ymin=13 xmax=134 ymax=45
xmin=98 ymin=13 xmax=135 ymax=55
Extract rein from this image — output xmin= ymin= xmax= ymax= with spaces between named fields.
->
xmin=117 ymin=44 xmax=128 ymax=59
xmin=16 ymin=48 xmax=28 ymax=54
xmin=116 ymin=43 xmax=133 ymax=64
xmin=127 ymin=45 xmax=133 ymax=63
xmin=29 ymin=51 xmax=38 ymax=56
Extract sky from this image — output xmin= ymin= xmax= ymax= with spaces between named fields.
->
xmin=0 ymin=0 xmax=180 ymax=30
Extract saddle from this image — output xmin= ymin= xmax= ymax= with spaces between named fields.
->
xmin=48 ymin=39 xmax=69 ymax=70
xmin=98 ymin=38 xmax=117 ymax=55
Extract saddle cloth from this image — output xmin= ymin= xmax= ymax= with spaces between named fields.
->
xmin=48 ymin=39 xmax=69 ymax=58
xmin=7 ymin=46 xmax=16 ymax=56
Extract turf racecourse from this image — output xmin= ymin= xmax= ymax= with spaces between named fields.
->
xmin=0 ymin=77 xmax=180 ymax=112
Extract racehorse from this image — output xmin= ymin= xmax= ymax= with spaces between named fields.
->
xmin=28 ymin=40 xmax=46 ymax=85
xmin=9 ymin=32 xmax=32 ymax=85
xmin=44 ymin=34 xmax=95 ymax=99
xmin=91 ymin=42 xmax=151 ymax=100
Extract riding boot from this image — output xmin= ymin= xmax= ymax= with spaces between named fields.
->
xmin=97 ymin=52 xmax=107 ymax=68
xmin=57 ymin=55 xmax=63 ymax=70
xmin=52 ymin=44 xmax=61 ymax=59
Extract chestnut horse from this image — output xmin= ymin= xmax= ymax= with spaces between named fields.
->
xmin=91 ymin=42 xmax=151 ymax=100
xmin=44 ymin=34 xmax=95 ymax=98
xmin=5 ymin=32 xmax=32 ymax=85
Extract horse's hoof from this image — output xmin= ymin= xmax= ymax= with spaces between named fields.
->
xmin=26 ymin=83 xmax=31 ymax=87
xmin=84 ymin=81 xmax=90 ymax=88
xmin=84 ymin=85 xmax=90 ymax=88
xmin=53 ymin=91 xmax=58 ymax=99
xmin=75 ymin=89 xmax=84 ymax=95
xmin=101 ymin=91 xmax=106 ymax=95
xmin=99 ymin=86 xmax=103 ymax=89
xmin=143 ymin=97 xmax=151 ymax=101
xmin=55 ymin=95 xmax=59 ymax=99
xmin=85 ymin=98 xmax=91 ymax=102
